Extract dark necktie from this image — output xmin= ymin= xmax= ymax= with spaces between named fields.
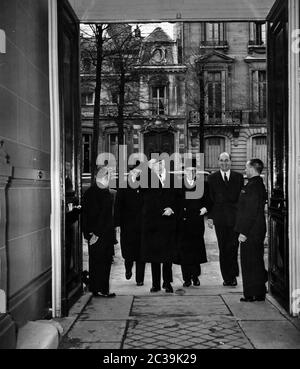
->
xmin=224 ymin=174 xmax=229 ymax=184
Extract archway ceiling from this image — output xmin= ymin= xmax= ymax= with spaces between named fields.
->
xmin=69 ymin=0 xmax=276 ymax=23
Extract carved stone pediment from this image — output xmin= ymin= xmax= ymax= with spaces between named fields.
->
xmin=195 ymin=50 xmax=235 ymax=64
xmin=142 ymin=117 xmax=177 ymax=133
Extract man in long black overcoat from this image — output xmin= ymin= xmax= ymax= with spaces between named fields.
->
xmin=140 ymin=158 xmax=180 ymax=293
xmin=81 ymin=169 xmax=116 ymax=298
xmin=176 ymin=168 xmax=212 ymax=287
xmin=207 ymin=152 xmax=244 ymax=286
xmin=235 ymin=159 xmax=268 ymax=302
xmin=114 ymin=167 xmax=146 ymax=286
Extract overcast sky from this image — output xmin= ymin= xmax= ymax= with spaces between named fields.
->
xmin=80 ymin=22 xmax=175 ymax=40
xmin=138 ymin=22 xmax=175 ymax=39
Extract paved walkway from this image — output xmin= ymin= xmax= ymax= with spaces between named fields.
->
xmin=59 ymin=224 xmax=300 ymax=350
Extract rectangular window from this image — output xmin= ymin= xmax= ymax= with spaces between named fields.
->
xmin=252 ymin=70 xmax=267 ymax=122
xmin=207 ymin=72 xmax=222 ymax=121
xmin=250 ymin=22 xmax=266 ymax=45
xmin=252 ymin=136 xmax=267 ymax=167
xmin=82 ymin=133 xmax=92 ymax=174
xmin=258 ymin=71 xmax=267 ymax=118
xmin=201 ymin=23 xmax=226 ymax=46
xmin=151 ymin=86 xmax=167 ymax=115
xmin=108 ymin=133 xmax=118 ymax=159
xmin=82 ymin=92 xmax=94 ymax=105
xmin=205 ymin=137 xmax=225 ymax=169
xmin=111 ymin=91 xmax=119 ymax=104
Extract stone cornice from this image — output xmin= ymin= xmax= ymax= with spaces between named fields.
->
xmin=244 ymin=55 xmax=266 ymax=63
xmin=136 ymin=65 xmax=187 ymax=73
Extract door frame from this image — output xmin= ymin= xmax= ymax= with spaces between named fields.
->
xmin=287 ymin=0 xmax=300 ymax=316
xmin=49 ymin=0 xmax=62 ymax=318
xmin=49 ymin=0 xmax=300 ymax=317
xmin=58 ymin=0 xmax=82 ymax=316
xmin=49 ymin=0 xmax=83 ymax=318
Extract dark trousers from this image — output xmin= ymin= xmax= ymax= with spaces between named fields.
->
xmin=215 ymin=225 xmax=239 ymax=283
xmin=151 ymin=262 xmax=173 ymax=289
xmin=88 ymin=241 xmax=112 ymax=295
xmin=181 ymin=264 xmax=201 ymax=282
xmin=125 ymin=260 xmax=146 ymax=283
xmin=241 ymin=237 xmax=267 ymax=297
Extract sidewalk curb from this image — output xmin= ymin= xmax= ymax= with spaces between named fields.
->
xmin=54 ymin=292 xmax=92 ymax=340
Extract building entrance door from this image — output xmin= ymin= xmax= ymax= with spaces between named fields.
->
xmin=58 ymin=0 xmax=82 ymax=315
xmin=267 ymin=0 xmax=289 ymax=309
xmin=144 ymin=131 xmax=175 ymax=159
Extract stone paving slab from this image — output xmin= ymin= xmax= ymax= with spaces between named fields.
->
xmin=174 ymin=287 xmax=242 ymax=296
xmin=131 ymin=296 xmax=231 ymax=317
xmin=239 ymin=321 xmax=300 ymax=349
xmin=79 ymin=296 xmax=133 ymax=321
xmin=222 ymin=294 xmax=286 ymax=321
xmin=64 ymin=320 xmax=127 ymax=344
xmin=123 ymin=317 xmax=253 ymax=349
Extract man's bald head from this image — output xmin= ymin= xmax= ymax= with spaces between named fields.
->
xmin=219 ymin=152 xmax=231 ymax=161
xmin=218 ymin=152 xmax=231 ymax=172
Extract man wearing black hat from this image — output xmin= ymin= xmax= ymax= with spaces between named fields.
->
xmin=140 ymin=158 xmax=180 ymax=293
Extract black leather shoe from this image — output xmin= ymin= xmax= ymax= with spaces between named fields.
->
xmin=150 ymin=286 xmax=161 ymax=293
xmin=192 ymin=278 xmax=200 ymax=286
xmin=93 ymin=292 xmax=116 ymax=298
xmin=223 ymin=278 xmax=237 ymax=287
xmin=162 ymin=281 xmax=173 ymax=288
xmin=136 ymin=282 xmax=144 ymax=286
xmin=183 ymin=281 xmax=191 ymax=287
xmin=231 ymin=278 xmax=237 ymax=286
xmin=125 ymin=271 xmax=132 ymax=280
xmin=164 ymin=284 xmax=173 ymax=293
xmin=240 ymin=295 xmax=265 ymax=302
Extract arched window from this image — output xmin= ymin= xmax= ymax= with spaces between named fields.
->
xmin=204 ymin=136 xmax=226 ymax=170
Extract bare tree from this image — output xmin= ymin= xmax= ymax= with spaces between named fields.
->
xmin=184 ymin=51 xmax=209 ymax=154
xmin=105 ymin=24 xmax=143 ymax=147
xmin=81 ymin=24 xmax=143 ymax=182
xmin=81 ymin=24 xmax=108 ymax=185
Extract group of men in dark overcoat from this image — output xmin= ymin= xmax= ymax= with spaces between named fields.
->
xmin=82 ymin=152 xmax=268 ymax=302
xmin=114 ymin=158 xmax=212 ymax=293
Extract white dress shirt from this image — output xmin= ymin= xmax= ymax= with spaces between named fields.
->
xmin=186 ymin=177 xmax=195 ymax=187
xmin=220 ymin=169 xmax=231 ymax=182
xmin=158 ymin=168 xmax=166 ymax=187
